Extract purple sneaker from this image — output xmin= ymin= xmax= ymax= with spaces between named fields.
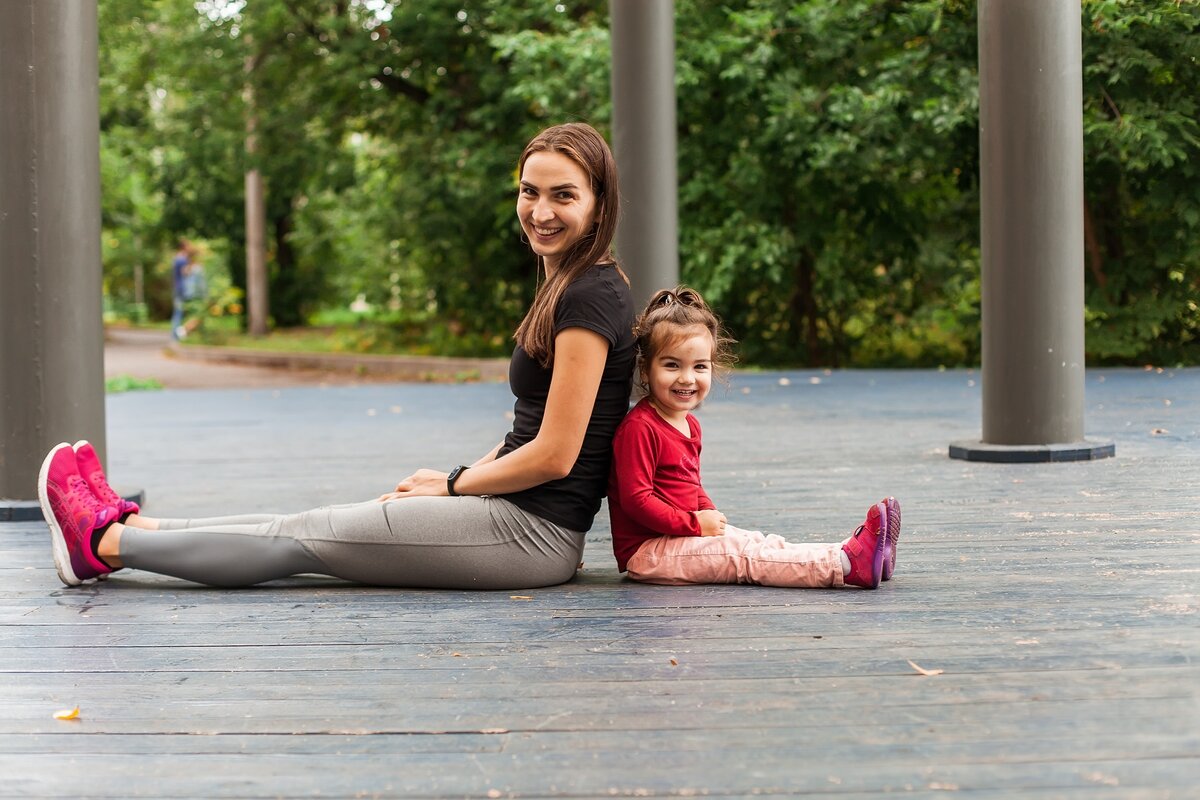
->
xmin=842 ymin=502 xmax=888 ymax=589
xmin=73 ymin=440 xmax=139 ymax=517
xmin=38 ymin=443 xmax=118 ymax=586
xmin=881 ymin=496 xmax=901 ymax=581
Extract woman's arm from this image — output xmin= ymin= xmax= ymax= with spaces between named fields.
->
xmin=470 ymin=441 xmax=505 ymax=468
xmin=381 ymin=327 xmax=609 ymax=500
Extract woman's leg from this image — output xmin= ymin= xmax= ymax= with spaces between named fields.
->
xmin=626 ymin=526 xmax=844 ymax=588
xmin=128 ymin=501 xmax=367 ymax=531
xmin=106 ymin=497 xmax=583 ymax=590
xmin=136 ymin=513 xmax=282 ymax=531
xmin=109 ymin=522 xmax=327 ymax=588
xmin=299 ymin=497 xmax=584 ymax=590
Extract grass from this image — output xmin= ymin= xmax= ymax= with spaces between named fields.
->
xmin=106 ymin=375 xmax=163 ymax=394
xmin=179 ymin=315 xmax=511 ymax=359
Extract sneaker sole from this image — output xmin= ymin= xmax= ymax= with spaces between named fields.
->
xmin=39 ymin=443 xmax=83 ymax=587
xmin=881 ymin=497 xmax=901 ymax=581
xmin=868 ymin=502 xmax=888 ymax=589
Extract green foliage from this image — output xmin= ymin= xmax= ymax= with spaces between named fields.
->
xmin=675 ymin=0 xmax=982 ymax=366
xmin=105 ymin=375 xmax=164 ymax=394
xmin=1080 ymin=0 xmax=1200 ymax=363
xmin=98 ymin=0 xmax=1199 ymax=366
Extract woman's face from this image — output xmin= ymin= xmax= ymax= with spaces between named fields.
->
xmin=517 ymin=151 xmax=599 ymax=273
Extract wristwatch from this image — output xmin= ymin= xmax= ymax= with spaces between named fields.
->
xmin=447 ymin=465 xmax=469 ymax=496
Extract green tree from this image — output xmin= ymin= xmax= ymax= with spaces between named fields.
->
xmin=98 ymin=0 xmax=1198 ymax=366
xmin=675 ymin=0 xmax=981 ymax=367
xmin=1080 ymin=0 xmax=1200 ymax=363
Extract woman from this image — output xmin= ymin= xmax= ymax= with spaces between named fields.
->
xmin=39 ymin=122 xmax=635 ymax=590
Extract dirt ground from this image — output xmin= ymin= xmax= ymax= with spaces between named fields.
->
xmin=104 ymin=327 xmax=374 ymax=389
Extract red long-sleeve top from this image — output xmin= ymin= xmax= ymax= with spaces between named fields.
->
xmin=608 ymin=398 xmax=716 ymax=571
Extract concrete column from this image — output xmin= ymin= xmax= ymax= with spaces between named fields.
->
xmin=0 ymin=1 xmax=108 ymax=505
xmin=951 ymin=0 xmax=1113 ymax=462
xmin=610 ymin=0 xmax=679 ymax=305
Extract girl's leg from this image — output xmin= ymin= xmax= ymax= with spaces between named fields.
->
xmin=107 ymin=497 xmax=583 ymax=590
xmin=626 ymin=526 xmax=844 ymax=588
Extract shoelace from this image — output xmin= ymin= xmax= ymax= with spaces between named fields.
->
xmin=84 ymin=469 xmax=121 ymax=505
xmin=67 ymin=475 xmax=109 ymax=519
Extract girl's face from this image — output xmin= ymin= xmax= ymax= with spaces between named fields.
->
xmin=644 ymin=325 xmax=714 ymax=420
xmin=517 ymin=151 xmax=599 ymax=273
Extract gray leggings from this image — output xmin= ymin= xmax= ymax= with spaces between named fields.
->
xmin=118 ymin=496 xmax=585 ymax=590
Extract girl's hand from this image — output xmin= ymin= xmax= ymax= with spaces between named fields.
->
xmin=694 ymin=509 xmax=727 ymax=536
xmin=377 ymin=469 xmax=449 ymax=502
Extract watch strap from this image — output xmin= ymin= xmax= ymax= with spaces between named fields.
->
xmin=447 ymin=465 xmax=468 ymax=496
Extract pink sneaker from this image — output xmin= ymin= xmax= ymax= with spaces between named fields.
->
xmin=842 ymin=501 xmax=888 ymax=589
xmin=73 ymin=440 xmax=139 ymax=517
xmin=38 ymin=443 xmax=118 ymax=586
xmin=881 ymin=496 xmax=901 ymax=581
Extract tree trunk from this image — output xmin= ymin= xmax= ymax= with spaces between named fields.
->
xmin=271 ymin=212 xmax=300 ymax=327
xmin=244 ymin=49 xmax=269 ymax=337
xmin=790 ymin=247 xmax=821 ymax=366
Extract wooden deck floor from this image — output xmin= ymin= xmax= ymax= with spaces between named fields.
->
xmin=3 ymin=368 xmax=1197 ymax=798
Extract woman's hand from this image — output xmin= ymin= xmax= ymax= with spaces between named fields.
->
xmin=694 ymin=509 xmax=728 ymax=537
xmin=377 ymin=469 xmax=449 ymax=502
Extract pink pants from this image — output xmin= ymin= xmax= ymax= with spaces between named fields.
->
xmin=626 ymin=526 xmax=845 ymax=588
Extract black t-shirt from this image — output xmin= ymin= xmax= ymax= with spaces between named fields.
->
xmin=499 ymin=265 xmax=635 ymax=532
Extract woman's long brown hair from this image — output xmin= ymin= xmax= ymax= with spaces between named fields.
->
xmin=514 ymin=123 xmax=625 ymax=367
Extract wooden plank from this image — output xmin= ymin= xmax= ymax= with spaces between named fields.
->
xmin=1 ymin=368 xmax=1196 ymax=797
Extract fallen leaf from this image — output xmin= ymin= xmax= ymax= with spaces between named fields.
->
xmin=669 ymin=658 xmax=678 ymax=666
xmin=451 ymin=652 xmax=465 ymax=658
xmin=1083 ymin=771 xmax=1119 ymax=787
xmin=907 ymin=660 xmax=944 ymax=677
xmin=509 ymin=595 xmax=532 ymax=601
xmin=53 ymin=706 xmax=80 ymax=721
xmin=1151 ymin=428 xmax=1169 ymax=435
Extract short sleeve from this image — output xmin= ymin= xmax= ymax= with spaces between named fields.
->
xmin=554 ymin=268 xmax=630 ymax=347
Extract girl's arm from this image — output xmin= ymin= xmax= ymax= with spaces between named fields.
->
xmin=381 ymin=327 xmax=609 ymax=499
xmin=614 ymin=421 xmax=708 ymax=537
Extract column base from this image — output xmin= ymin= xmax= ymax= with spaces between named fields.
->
xmin=949 ymin=440 xmax=1114 ymax=463
xmin=0 ymin=489 xmax=146 ymax=522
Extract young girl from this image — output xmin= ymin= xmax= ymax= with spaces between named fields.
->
xmin=40 ymin=122 xmax=635 ymax=591
xmin=608 ymin=287 xmax=901 ymax=589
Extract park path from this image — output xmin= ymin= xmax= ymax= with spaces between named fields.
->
xmin=104 ymin=327 xmax=375 ymax=389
